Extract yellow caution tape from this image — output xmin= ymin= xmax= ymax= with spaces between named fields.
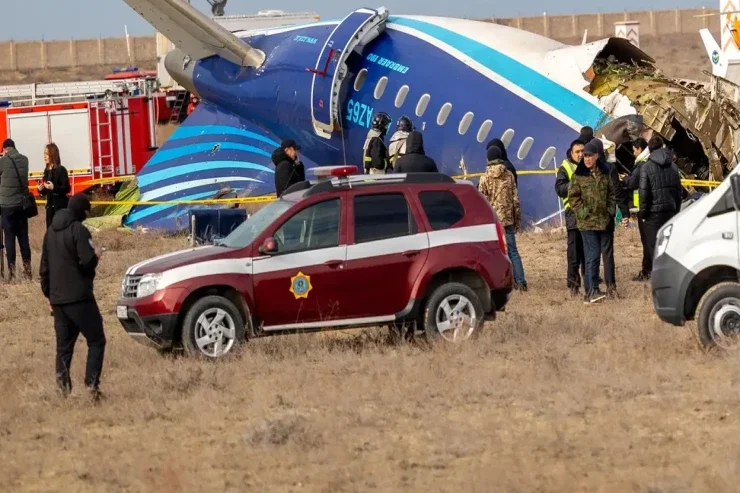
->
xmin=30 ymin=172 xmax=725 ymax=208
xmin=81 ymin=175 xmax=136 ymax=186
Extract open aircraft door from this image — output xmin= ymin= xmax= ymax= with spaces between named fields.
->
xmin=310 ymin=7 xmax=389 ymax=139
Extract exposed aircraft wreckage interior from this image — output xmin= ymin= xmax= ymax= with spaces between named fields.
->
xmin=582 ymin=37 xmax=740 ymax=193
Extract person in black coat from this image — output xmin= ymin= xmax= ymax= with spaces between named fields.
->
xmin=485 ymin=138 xmax=518 ymax=186
xmin=272 ymin=139 xmax=305 ymax=198
xmin=638 ymin=136 xmax=682 ymax=277
xmin=40 ymin=193 xmax=105 ymax=401
xmin=554 ymin=139 xmax=586 ymax=296
xmin=37 ymin=143 xmax=71 ymax=230
xmin=393 ymin=131 xmax=439 ymax=173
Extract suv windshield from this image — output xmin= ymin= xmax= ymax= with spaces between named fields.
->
xmin=219 ymin=199 xmax=295 ymax=249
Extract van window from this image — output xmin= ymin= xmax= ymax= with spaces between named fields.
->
xmin=476 ymin=119 xmax=493 ymax=143
xmin=374 ymin=76 xmax=388 ymax=99
xmin=419 ymin=190 xmax=465 ymax=230
xmin=274 ymin=199 xmax=341 ymax=254
xmin=539 ymin=146 xmax=557 ymax=169
xmin=518 ymin=137 xmax=534 ymax=160
xmin=395 ymin=85 xmax=409 ymax=108
xmin=415 ymin=94 xmax=430 ymax=117
xmin=437 ymin=103 xmax=452 ymax=125
xmin=354 ymin=69 xmax=368 ymax=91
xmin=354 ymin=193 xmax=417 ymax=243
xmin=459 ymin=112 xmax=474 ymax=135
xmin=708 ymin=188 xmax=735 ymax=217
xmin=501 ymin=129 xmax=515 ymax=148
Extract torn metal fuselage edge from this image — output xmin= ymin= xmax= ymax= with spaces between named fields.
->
xmin=582 ymin=39 xmax=740 ymax=184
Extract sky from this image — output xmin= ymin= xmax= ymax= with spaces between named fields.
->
xmin=2 ymin=0 xmax=712 ymax=41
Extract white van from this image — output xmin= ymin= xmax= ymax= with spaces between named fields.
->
xmin=651 ymin=172 xmax=740 ymax=349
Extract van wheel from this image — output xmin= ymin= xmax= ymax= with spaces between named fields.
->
xmin=696 ymin=282 xmax=740 ymax=351
xmin=181 ymin=295 xmax=245 ymax=359
xmin=423 ymin=283 xmax=484 ymax=344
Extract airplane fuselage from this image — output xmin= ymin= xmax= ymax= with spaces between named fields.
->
xmin=131 ymin=14 xmax=619 ymax=229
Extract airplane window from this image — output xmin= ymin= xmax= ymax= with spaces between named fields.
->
xmin=395 ymin=85 xmax=409 ymax=108
xmin=539 ymin=146 xmax=557 ymax=170
xmin=354 ymin=69 xmax=368 ymax=91
xmin=517 ymin=137 xmax=534 ymax=160
xmin=501 ymin=129 xmax=515 ymax=148
xmin=437 ymin=103 xmax=452 ymax=125
xmin=374 ymin=76 xmax=388 ymax=100
xmin=476 ymin=119 xmax=493 ymax=143
xmin=458 ymin=112 xmax=474 ymax=135
xmin=415 ymin=94 xmax=430 ymax=117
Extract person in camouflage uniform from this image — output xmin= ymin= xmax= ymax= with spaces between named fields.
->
xmin=479 ymin=146 xmax=527 ymax=291
xmin=567 ymin=140 xmax=616 ymax=304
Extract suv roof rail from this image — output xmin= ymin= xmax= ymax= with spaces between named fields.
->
xmin=303 ymin=172 xmax=456 ymax=197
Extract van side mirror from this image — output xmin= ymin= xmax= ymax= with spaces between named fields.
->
xmin=732 ymin=175 xmax=740 ymax=210
xmin=258 ymin=237 xmax=278 ymax=255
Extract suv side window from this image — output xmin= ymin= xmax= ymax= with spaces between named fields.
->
xmin=274 ymin=198 xmax=340 ymax=254
xmin=354 ymin=193 xmax=417 ymax=243
xmin=418 ymin=190 xmax=465 ymax=230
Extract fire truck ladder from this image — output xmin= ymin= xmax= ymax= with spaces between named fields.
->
xmin=92 ymin=101 xmax=116 ymax=180
xmin=169 ymin=90 xmax=189 ymax=124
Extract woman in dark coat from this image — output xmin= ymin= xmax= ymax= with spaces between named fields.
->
xmin=37 ymin=143 xmax=71 ymax=230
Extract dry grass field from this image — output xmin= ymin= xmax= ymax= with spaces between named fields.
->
xmin=2 ymin=215 xmax=740 ymax=492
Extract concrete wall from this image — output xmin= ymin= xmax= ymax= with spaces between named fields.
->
xmin=0 ymin=7 xmax=721 ymax=71
xmin=486 ymin=7 xmax=718 ymax=39
xmin=0 ymin=36 xmax=156 ymax=70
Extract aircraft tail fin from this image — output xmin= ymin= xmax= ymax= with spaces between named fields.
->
xmin=123 ymin=0 xmax=265 ymax=67
xmin=700 ymin=28 xmax=728 ymax=77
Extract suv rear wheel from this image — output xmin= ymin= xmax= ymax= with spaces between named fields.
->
xmin=423 ymin=283 xmax=484 ymax=344
xmin=181 ymin=295 xmax=245 ymax=359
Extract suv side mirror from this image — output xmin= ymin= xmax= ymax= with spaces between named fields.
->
xmin=732 ymin=175 xmax=740 ymax=210
xmin=258 ymin=237 xmax=278 ymax=255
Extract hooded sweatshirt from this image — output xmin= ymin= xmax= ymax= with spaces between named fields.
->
xmin=486 ymin=138 xmax=518 ymax=186
xmin=272 ymin=147 xmax=305 ymax=198
xmin=394 ymin=131 xmax=439 ymax=173
xmin=40 ymin=194 xmax=100 ymax=305
xmin=638 ymin=147 xmax=682 ymax=217
xmin=478 ymin=147 xmax=521 ymax=228
xmin=625 ymin=147 xmax=651 ymax=202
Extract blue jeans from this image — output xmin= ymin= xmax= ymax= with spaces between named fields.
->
xmin=580 ymin=230 xmax=605 ymax=296
xmin=505 ymin=225 xmax=526 ymax=286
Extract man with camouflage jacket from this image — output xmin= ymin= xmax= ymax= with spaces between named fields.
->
xmin=479 ymin=146 xmax=527 ymax=291
xmin=567 ymin=140 xmax=616 ymax=304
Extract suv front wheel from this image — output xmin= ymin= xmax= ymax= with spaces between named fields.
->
xmin=423 ymin=282 xmax=484 ymax=343
xmin=181 ymin=295 xmax=246 ymax=359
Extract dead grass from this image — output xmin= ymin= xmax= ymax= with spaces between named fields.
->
xmin=1 ymin=215 xmax=740 ymax=492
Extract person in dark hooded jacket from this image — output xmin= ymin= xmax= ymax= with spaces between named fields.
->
xmin=486 ymin=138 xmax=517 ymax=186
xmin=272 ymin=139 xmax=305 ymax=198
xmin=638 ymin=135 xmax=682 ymax=277
xmin=555 ymin=139 xmax=586 ymax=296
xmin=40 ymin=193 xmax=106 ymax=401
xmin=394 ymin=131 xmax=439 ymax=173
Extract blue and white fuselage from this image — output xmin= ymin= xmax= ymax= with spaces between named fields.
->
xmin=122 ymin=5 xmax=648 ymax=231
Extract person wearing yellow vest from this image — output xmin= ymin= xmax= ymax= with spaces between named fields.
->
xmin=555 ymin=139 xmax=586 ymax=297
xmin=625 ymin=138 xmax=651 ymax=281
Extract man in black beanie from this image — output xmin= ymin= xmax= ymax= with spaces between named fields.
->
xmin=579 ymin=126 xmax=595 ymax=144
xmin=40 ymin=193 xmax=106 ymax=401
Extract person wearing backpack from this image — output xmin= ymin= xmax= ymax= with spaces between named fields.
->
xmin=0 ymin=139 xmax=32 ymax=280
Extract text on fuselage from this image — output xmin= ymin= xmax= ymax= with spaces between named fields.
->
xmin=366 ymin=53 xmax=410 ymax=74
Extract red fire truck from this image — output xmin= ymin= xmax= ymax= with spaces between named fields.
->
xmin=0 ymin=77 xmax=172 ymax=196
